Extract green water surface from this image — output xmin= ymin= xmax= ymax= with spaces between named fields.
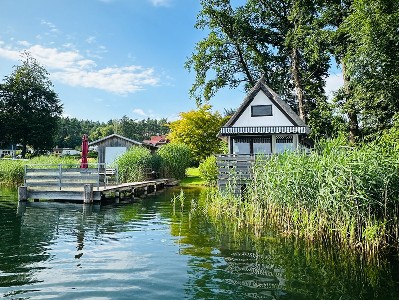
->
xmin=0 ymin=186 xmax=398 ymax=299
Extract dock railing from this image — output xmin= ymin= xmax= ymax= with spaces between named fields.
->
xmin=23 ymin=163 xmax=118 ymax=191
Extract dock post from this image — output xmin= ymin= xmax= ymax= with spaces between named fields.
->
xmin=84 ymin=184 xmax=93 ymax=204
xmin=18 ymin=186 xmax=28 ymax=202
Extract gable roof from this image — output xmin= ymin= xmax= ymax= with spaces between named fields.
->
xmin=224 ymin=76 xmax=308 ymax=130
xmin=89 ymin=133 xmax=142 ymax=146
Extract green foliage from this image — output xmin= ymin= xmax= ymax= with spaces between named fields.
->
xmin=0 ymin=52 xmax=63 ymax=157
xmin=54 ymin=116 xmax=169 ymax=149
xmin=186 ymin=0 xmax=331 ymax=132
xmin=189 ymin=0 xmax=399 ymax=143
xmin=0 ymin=160 xmax=24 ymax=185
xmin=0 ymin=156 xmax=79 ymax=185
xmin=201 ymin=135 xmax=399 ymax=254
xmin=342 ymin=0 xmax=399 ymax=136
xmin=198 ymin=155 xmax=218 ymax=186
xmin=167 ymin=105 xmax=228 ymax=163
xmin=180 ymin=168 xmax=205 ymax=186
xmin=116 ymin=147 xmax=153 ymax=183
xmin=157 ymin=143 xmax=192 ymax=180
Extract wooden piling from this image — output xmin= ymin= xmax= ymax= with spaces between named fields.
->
xmin=18 ymin=186 xmax=28 ymax=202
xmin=83 ymin=184 xmax=93 ymax=204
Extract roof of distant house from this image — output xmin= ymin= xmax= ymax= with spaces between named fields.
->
xmin=142 ymin=135 xmax=169 ymax=147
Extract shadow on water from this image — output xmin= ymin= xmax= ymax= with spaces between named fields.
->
xmin=0 ymin=186 xmax=398 ymax=299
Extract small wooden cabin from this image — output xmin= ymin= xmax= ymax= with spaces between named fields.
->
xmin=217 ymin=76 xmax=310 ymax=192
xmin=89 ymin=134 xmax=142 ymax=166
xmin=219 ymin=76 xmax=310 ymax=154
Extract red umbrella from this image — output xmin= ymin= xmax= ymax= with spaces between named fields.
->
xmin=80 ymin=134 xmax=89 ymax=168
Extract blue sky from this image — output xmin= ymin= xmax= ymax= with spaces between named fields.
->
xmin=0 ymin=0 xmax=342 ymax=122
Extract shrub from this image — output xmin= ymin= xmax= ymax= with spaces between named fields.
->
xmin=157 ymin=143 xmax=192 ymax=179
xmin=116 ymin=147 xmax=152 ymax=183
xmin=198 ymin=155 xmax=218 ymax=186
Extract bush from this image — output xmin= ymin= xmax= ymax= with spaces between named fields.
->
xmin=116 ymin=147 xmax=152 ymax=182
xmin=157 ymin=143 xmax=192 ymax=179
xmin=198 ymin=155 xmax=218 ymax=186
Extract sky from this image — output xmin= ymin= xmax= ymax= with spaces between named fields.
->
xmin=0 ymin=0 xmax=343 ymax=123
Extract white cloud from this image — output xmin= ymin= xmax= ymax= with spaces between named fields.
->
xmin=150 ymin=0 xmax=172 ymax=7
xmin=41 ymin=20 xmax=59 ymax=33
xmin=17 ymin=40 xmax=31 ymax=47
xmin=325 ymin=73 xmax=344 ymax=99
xmin=132 ymin=108 xmax=163 ymax=119
xmin=0 ymin=46 xmax=20 ymax=60
xmin=0 ymin=42 xmax=160 ymax=95
xmin=86 ymin=36 xmax=96 ymax=44
xmin=133 ymin=108 xmax=147 ymax=116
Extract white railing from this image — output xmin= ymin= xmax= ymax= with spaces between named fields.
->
xmin=23 ymin=163 xmax=118 ymax=191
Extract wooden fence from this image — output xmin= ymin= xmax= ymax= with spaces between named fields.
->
xmin=216 ymin=154 xmax=271 ymax=194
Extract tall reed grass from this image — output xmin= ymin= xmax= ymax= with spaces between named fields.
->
xmin=198 ymin=135 xmax=399 ymax=255
xmin=0 ymin=156 xmax=80 ymax=185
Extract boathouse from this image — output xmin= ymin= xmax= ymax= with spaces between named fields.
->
xmin=217 ymin=76 xmax=310 ymax=191
xmin=89 ymin=134 xmax=142 ymax=166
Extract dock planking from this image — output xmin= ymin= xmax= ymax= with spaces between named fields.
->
xmin=18 ymin=163 xmax=170 ymax=203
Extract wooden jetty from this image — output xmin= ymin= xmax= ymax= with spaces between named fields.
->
xmin=18 ymin=163 xmax=170 ymax=204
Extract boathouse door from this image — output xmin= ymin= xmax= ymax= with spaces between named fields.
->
xmin=105 ymin=147 xmax=126 ymax=166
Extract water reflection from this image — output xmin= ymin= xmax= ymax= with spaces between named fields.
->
xmin=0 ymin=187 xmax=398 ymax=299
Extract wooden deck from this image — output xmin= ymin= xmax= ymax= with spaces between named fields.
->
xmin=18 ymin=163 xmax=170 ymax=203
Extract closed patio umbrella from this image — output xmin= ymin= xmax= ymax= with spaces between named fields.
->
xmin=80 ymin=134 xmax=89 ymax=168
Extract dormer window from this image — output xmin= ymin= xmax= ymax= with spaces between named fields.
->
xmin=251 ymin=105 xmax=272 ymax=117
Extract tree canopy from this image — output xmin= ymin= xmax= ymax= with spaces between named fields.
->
xmin=167 ymin=105 xmax=229 ymax=163
xmin=0 ymin=53 xmax=63 ymax=156
xmin=187 ymin=0 xmax=399 ymax=142
xmin=54 ymin=116 xmax=170 ymax=149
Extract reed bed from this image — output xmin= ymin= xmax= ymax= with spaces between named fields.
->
xmin=0 ymin=156 xmax=80 ymax=185
xmin=198 ymin=135 xmax=399 ymax=255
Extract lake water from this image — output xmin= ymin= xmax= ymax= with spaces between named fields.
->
xmin=1 ymin=186 xmax=399 ymax=299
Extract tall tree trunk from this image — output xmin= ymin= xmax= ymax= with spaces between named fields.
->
xmin=342 ymin=62 xmax=359 ymax=143
xmin=235 ymin=43 xmax=255 ymax=87
xmin=291 ymin=48 xmax=306 ymax=122
xmin=21 ymin=143 xmax=27 ymax=158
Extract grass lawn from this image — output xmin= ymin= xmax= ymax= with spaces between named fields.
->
xmin=180 ymin=167 xmax=205 ymax=186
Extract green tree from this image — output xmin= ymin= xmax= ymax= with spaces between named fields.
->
xmin=186 ymin=0 xmax=332 ymax=133
xmin=54 ymin=117 xmax=103 ymax=149
xmin=0 ymin=53 xmax=63 ymax=157
xmin=167 ymin=105 xmax=228 ymax=163
xmin=342 ymin=0 xmax=399 ymax=137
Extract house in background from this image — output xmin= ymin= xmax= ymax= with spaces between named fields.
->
xmin=89 ymin=134 xmax=142 ymax=166
xmin=53 ymin=147 xmax=80 ymax=156
xmin=142 ymin=135 xmax=169 ymax=149
xmin=217 ymin=76 xmax=310 ymax=192
xmin=0 ymin=144 xmax=17 ymax=158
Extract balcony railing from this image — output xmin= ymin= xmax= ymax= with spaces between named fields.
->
xmin=219 ymin=126 xmax=307 ymax=135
